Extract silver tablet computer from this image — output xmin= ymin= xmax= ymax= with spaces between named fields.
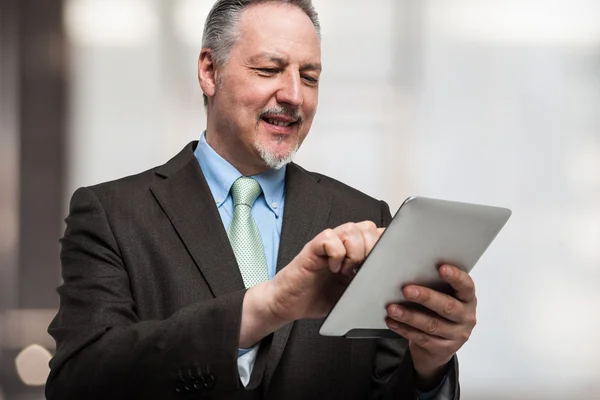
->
xmin=319 ymin=196 xmax=511 ymax=338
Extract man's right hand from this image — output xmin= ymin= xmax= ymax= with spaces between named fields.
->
xmin=239 ymin=221 xmax=383 ymax=348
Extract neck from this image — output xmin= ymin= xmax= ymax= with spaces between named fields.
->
xmin=204 ymin=128 xmax=269 ymax=177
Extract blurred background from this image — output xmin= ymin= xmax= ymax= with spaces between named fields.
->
xmin=1 ymin=0 xmax=599 ymax=398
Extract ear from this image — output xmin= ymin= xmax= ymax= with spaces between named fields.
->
xmin=198 ymin=48 xmax=218 ymax=99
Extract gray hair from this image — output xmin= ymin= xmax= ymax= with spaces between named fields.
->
xmin=201 ymin=0 xmax=321 ymax=107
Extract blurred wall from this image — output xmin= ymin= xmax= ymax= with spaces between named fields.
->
xmin=1 ymin=0 xmax=67 ymax=398
xmin=1 ymin=0 xmax=599 ymax=398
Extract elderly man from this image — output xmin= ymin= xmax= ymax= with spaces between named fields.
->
xmin=47 ymin=1 xmax=476 ymax=399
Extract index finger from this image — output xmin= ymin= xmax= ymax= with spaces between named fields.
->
xmin=303 ymin=228 xmax=346 ymax=273
xmin=440 ymin=264 xmax=476 ymax=303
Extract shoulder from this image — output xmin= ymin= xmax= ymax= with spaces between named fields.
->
xmin=293 ymin=163 xmax=381 ymax=205
xmin=86 ymin=165 xmax=162 ymax=199
xmin=290 ymin=163 xmax=391 ymax=225
xmin=71 ymin=141 xmax=197 ymax=209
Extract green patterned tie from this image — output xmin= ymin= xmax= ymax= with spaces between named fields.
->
xmin=228 ymin=177 xmax=269 ymax=288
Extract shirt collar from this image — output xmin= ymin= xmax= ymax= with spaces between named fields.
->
xmin=194 ymin=131 xmax=286 ymax=216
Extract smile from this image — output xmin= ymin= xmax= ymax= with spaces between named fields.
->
xmin=265 ymin=118 xmax=294 ymax=127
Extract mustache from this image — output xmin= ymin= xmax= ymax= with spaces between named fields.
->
xmin=257 ymin=107 xmax=303 ymax=125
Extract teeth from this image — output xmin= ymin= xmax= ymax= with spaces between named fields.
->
xmin=267 ymin=118 xmax=292 ymax=127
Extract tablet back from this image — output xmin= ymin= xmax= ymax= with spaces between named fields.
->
xmin=319 ymin=196 xmax=511 ymax=338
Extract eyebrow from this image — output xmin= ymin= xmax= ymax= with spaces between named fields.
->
xmin=249 ymin=52 xmax=322 ymax=73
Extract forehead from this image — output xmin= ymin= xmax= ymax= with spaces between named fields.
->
xmin=232 ymin=3 xmax=321 ymax=63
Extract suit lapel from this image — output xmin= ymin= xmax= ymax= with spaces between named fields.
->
xmin=264 ymin=163 xmax=333 ymax=388
xmin=150 ymin=142 xmax=246 ymax=298
xmin=151 ymin=146 xmax=332 ymax=386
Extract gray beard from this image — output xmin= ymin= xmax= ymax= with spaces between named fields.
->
xmin=254 ymin=136 xmax=299 ymax=170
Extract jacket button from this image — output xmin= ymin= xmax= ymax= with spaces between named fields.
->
xmin=192 ymin=379 xmax=203 ymax=391
xmin=202 ymin=373 xmax=215 ymax=389
xmin=184 ymin=381 xmax=195 ymax=392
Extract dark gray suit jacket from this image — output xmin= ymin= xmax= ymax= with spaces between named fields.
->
xmin=46 ymin=142 xmax=459 ymax=399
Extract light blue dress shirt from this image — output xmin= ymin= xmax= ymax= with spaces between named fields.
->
xmin=194 ymin=132 xmax=445 ymax=399
xmin=194 ymin=132 xmax=285 ymax=282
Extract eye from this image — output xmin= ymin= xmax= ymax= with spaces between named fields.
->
xmin=256 ymin=68 xmax=279 ymax=75
xmin=302 ymin=75 xmax=319 ymax=85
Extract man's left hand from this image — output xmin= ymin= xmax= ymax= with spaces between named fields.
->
xmin=385 ymin=264 xmax=477 ymax=390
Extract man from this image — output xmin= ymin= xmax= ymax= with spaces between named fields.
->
xmin=47 ymin=1 xmax=477 ymax=398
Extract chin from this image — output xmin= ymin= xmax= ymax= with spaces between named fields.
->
xmin=254 ymin=137 xmax=299 ymax=170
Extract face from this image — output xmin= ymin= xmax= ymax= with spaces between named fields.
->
xmin=200 ymin=3 xmax=321 ymax=174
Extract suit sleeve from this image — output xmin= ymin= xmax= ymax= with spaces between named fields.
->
xmin=370 ymin=200 xmax=461 ymax=400
xmin=46 ymin=187 xmax=251 ymax=399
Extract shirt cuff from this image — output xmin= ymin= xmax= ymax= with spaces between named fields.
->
xmin=238 ymin=347 xmax=253 ymax=358
xmin=237 ymin=344 xmax=260 ymax=387
xmin=415 ymin=373 xmax=447 ymax=400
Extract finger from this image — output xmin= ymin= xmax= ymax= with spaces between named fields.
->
xmin=355 ymin=220 xmax=379 ymax=256
xmin=351 ymin=222 xmax=383 ymax=275
xmin=386 ymin=304 xmax=463 ymax=341
xmin=305 ymin=229 xmax=346 ymax=273
xmin=402 ymin=285 xmax=467 ymax=324
xmin=333 ymin=223 xmax=365 ymax=276
xmin=385 ymin=318 xmax=454 ymax=352
xmin=439 ymin=265 xmax=476 ymax=303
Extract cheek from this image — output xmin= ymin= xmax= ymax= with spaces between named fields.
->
xmin=303 ymin=89 xmax=319 ymax=117
xmin=301 ymin=95 xmax=318 ymax=127
xmin=232 ymin=78 xmax=274 ymax=109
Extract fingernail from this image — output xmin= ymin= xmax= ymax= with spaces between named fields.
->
xmin=406 ymin=288 xmax=419 ymax=299
xmin=394 ymin=307 xmax=404 ymax=319
xmin=387 ymin=320 xmax=400 ymax=330
xmin=445 ymin=266 xmax=454 ymax=278
xmin=334 ymin=261 xmax=342 ymax=273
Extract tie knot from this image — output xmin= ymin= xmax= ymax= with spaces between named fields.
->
xmin=231 ymin=177 xmax=262 ymax=207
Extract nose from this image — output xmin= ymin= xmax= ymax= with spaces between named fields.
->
xmin=276 ymin=70 xmax=303 ymax=108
